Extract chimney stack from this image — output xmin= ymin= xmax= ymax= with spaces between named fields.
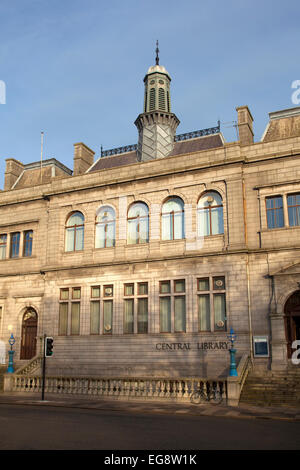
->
xmin=236 ymin=106 xmax=254 ymax=145
xmin=4 ymin=158 xmax=24 ymax=190
xmin=73 ymin=142 xmax=95 ymax=175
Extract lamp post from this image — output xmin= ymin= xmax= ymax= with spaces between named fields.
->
xmin=7 ymin=333 xmax=15 ymax=374
xmin=228 ymin=327 xmax=238 ymax=377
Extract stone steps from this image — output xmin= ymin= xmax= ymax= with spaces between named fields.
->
xmin=240 ymin=369 xmax=300 ymax=407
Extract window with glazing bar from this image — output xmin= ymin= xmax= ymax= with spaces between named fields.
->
xmin=159 ymin=280 xmax=186 ymax=333
xmin=90 ymin=285 xmax=113 ymax=335
xmin=197 ymin=276 xmax=227 ymax=332
xmin=123 ymin=282 xmax=148 ymax=334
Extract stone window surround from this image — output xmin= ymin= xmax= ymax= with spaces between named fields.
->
xmin=257 ymin=182 xmax=300 ymax=231
xmin=58 ymin=286 xmax=81 ymax=336
xmin=61 ymin=275 xmax=229 ymax=336
xmin=0 ymin=228 xmax=35 ymax=261
xmin=62 ymin=188 xmax=226 ymax=253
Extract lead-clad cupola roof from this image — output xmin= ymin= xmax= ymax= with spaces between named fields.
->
xmin=144 ymin=41 xmax=171 ymax=80
xmin=145 ymin=64 xmax=171 ymax=80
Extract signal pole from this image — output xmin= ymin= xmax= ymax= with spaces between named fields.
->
xmin=41 ymin=335 xmax=54 ymax=401
xmin=42 ymin=334 xmax=46 ymax=401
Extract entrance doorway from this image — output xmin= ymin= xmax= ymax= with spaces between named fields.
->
xmin=284 ymin=290 xmax=300 ymax=358
xmin=20 ymin=308 xmax=38 ymax=360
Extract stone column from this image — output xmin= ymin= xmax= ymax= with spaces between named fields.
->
xmin=270 ymin=312 xmax=288 ymax=370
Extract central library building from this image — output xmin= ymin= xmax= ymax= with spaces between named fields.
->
xmin=0 ymin=54 xmax=300 ymax=379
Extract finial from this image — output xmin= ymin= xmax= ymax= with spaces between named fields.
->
xmin=155 ymin=40 xmax=159 ymax=65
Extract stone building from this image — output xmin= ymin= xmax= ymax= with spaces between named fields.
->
xmin=0 ymin=51 xmax=300 ymax=380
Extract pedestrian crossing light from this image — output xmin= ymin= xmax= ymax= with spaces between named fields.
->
xmin=45 ymin=337 xmax=54 ymax=357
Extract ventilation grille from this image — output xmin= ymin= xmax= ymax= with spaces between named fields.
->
xmin=158 ymin=88 xmax=166 ymax=111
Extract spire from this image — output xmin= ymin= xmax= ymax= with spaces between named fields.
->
xmin=155 ymin=40 xmax=159 ymax=65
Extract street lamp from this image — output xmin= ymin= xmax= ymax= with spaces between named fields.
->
xmin=7 ymin=333 xmax=15 ymax=374
xmin=227 ymin=327 xmax=238 ymax=377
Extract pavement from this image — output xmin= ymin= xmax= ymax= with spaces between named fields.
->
xmin=0 ymin=392 xmax=300 ymax=422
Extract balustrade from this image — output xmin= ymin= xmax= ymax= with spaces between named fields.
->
xmin=9 ymin=374 xmax=227 ymax=402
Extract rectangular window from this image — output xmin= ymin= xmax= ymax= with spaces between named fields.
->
xmin=72 ymin=287 xmax=81 ymax=299
xmin=59 ymin=287 xmax=81 ymax=335
xmin=0 ymin=234 xmax=7 ymax=260
xmin=91 ymin=286 xmax=101 ymax=298
xmin=60 ymin=288 xmax=69 ymax=300
xmin=160 ymin=280 xmax=170 ymax=294
xmin=266 ymin=196 xmax=284 ymax=228
xmin=10 ymin=232 xmax=20 ymax=258
xmin=123 ymin=282 xmax=149 ymax=334
xmin=71 ymin=302 xmax=80 ymax=335
xmin=198 ymin=294 xmax=210 ymax=331
xmin=103 ymin=285 xmax=113 ymax=297
xmin=138 ymin=282 xmax=148 ymax=295
xmin=137 ymin=297 xmax=148 ymax=333
xmin=213 ymin=293 xmax=226 ymax=330
xmin=90 ymin=285 xmax=114 ymax=335
xmin=23 ymin=230 xmax=33 ymax=257
xmin=90 ymin=301 xmax=100 ymax=334
xmin=197 ymin=276 xmax=227 ymax=332
xmin=124 ymin=283 xmax=134 ymax=296
xmin=174 ymin=296 xmax=186 ymax=332
xmin=59 ymin=303 xmax=68 ymax=335
xmin=124 ymin=299 xmax=134 ymax=334
xmin=160 ymin=296 xmax=171 ymax=332
xmin=159 ymin=280 xmax=186 ymax=333
xmin=287 ymin=193 xmax=300 ymax=227
xmin=103 ymin=300 xmax=113 ymax=334
xmin=198 ymin=277 xmax=209 ymax=291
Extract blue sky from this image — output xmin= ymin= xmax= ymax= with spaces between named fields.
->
xmin=0 ymin=0 xmax=299 ymax=189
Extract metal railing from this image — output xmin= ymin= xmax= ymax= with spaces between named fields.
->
xmin=100 ymin=122 xmax=221 ymax=158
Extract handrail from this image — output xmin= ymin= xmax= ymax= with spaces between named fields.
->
xmin=14 ymin=355 xmax=42 ymax=375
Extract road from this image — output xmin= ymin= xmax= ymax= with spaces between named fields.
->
xmin=0 ymin=403 xmax=299 ymax=450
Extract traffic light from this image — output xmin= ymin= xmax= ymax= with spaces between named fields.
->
xmin=45 ymin=337 xmax=54 ymax=357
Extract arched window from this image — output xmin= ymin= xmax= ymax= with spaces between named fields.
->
xmin=162 ymin=197 xmax=184 ymax=240
xmin=197 ymin=192 xmax=224 ymax=236
xmin=95 ymin=206 xmax=116 ymax=248
xmin=127 ymin=202 xmax=149 ymax=245
xmin=65 ymin=211 xmax=84 ymax=252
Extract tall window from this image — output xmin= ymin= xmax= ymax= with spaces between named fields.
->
xmin=123 ymin=282 xmax=149 ymax=334
xmin=197 ymin=276 xmax=227 ymax=332
xmin=59 ymin=287 xmax=81 ymax=335
xmin=0 ymin=234 xmax=7 ymax=260
xmin=65 ymin=212 xmax=84 ymax=252
xmin=266 ymin=196 xmax=284 ymax=229
xmin=159 ymin=280 xmax=186 ymax=333
xmin=287 ymin=193 xmax=300 ymax=227
xmin=23 ymin=230 xmax=33 ymax=257
xmin=161 ymin=197 xmax=184 ymax=240
xmin=95 ymin=206 xmax=116 ymax=248
xmin=197 ymin=191 xmax=224 ymax=236
xmin=90 ymin=285 xmax=114 ymax=335
xmin=10 ymin=232 xmax=20 ymax=258
xmin=127 ymin=202 xmax=149 ymax=245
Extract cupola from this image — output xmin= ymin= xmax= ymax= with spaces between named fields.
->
xmin=135 ymin=42 xmax=180 ymax=162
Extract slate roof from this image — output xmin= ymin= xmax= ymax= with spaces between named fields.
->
xmin=88 ymin=133 xmax=224 ymax=173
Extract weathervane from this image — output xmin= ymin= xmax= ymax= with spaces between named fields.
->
xmin=155 ymin=40 xmax=159 ymax=65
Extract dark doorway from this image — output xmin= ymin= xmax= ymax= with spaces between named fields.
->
xmin=20 ymin=308 xmax=38 ymax=360
xmin=284 ymin=290 xmax=300 ymax=358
